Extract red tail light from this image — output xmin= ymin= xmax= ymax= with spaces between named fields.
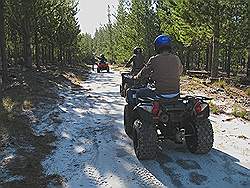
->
xmin=152 ymin=101 xmax=160 ymax=115
xmin=194 ymin=101 xmax=202 ymax=113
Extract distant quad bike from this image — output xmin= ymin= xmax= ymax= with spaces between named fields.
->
xmin=97 ymin=62 xmax=110 ymax=73
xmin=121 ymin=75 xmax=214 ymax=160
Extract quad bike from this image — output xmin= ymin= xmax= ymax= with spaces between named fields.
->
xmin=120 ymin=72 xmax=147 ymax=97
xmin=122 ymin=76 xmax=214 ymax=160
xmin=120 ymin=72 xmax=133 ymax=97
xmin=97 ymin=62 xmax=110 ymax=73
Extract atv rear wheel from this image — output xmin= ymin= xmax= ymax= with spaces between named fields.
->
xmin=97 ymin=68 xmax=100 ymax=73
xmin=186 ymin=119 xmax=213 ymax=154
xmin=107 ymin=67 xmax=110 ymax=72
xmin=133 ymin=119 xmax=157 ymax=160
xmin=124 ymin=104 xmax=133 ymax=138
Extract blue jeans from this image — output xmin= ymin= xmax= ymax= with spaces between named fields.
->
xmin=136 ymin=88 xmax=156 ymax=99
xmin=136 ymin=88 xmax=179 ymax=101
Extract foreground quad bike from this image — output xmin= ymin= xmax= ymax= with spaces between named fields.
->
xmin=97 ymin=62 xmax=110 ymax=73
xmin=122 ymin=77 xmax=214 ymax=160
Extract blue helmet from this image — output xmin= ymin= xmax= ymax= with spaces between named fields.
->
xmin=154 ymin=34 xmax=171 ymax=52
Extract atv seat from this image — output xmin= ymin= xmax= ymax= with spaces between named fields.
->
xmin=137 ymin=97 xmax=155 ymax=103
xmin=137 ymin=95 xmax=179 ymax=104
xmin=156 ymin=94 xmax=179 ymax=104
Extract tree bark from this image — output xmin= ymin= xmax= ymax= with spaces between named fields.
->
xmin=0 ymin=0 xmax=7 ymax=86
xmin=205 ymin=46 xmax=209 ymax=71
xmin=197 ymin=50 xmax=200 ymax=70
xmin=211 ymin=2 xmax=220 ymax=78
xmin=186 ymin=48 xmax=190 ymax=71
xmin=35 ymin=34 xmax=40 ymax=69
xmin=51 ymin=43 xmax=55 ymax=63
xmin=23 ymin=15 xmax=32 ymax=68
xmin=247 ymin=47 xmax=250 ymax=81
xmin=226 ymin=45 xmax=232 ymax=77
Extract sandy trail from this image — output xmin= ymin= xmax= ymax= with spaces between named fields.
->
xmin=34 ymin=70 xmax=250 ymax=188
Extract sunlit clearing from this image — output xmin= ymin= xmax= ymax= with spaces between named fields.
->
xmin=2 ymin=97 xmax=15 ymax=112
xmin=106 ymin=172 xmax=126 ymax=187
xmin=74 ymin=145 xmax=86 ymax=154
xmin=83 ymin=165 xmax=103 ymax=183
xmin=59 ymin=106 xmax=68 ymax=113
xmin=73 ymin=108 xmax=85 ymax=114
xmin=62 ymin=132 xmax=71 ymax=139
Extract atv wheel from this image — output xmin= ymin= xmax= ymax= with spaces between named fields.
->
xmin=97 ymin=68 xmax=100 ymax=73
xmin=107 ymin=67 xmax=110 ymax=72
xmin=123 ymin=83 xmax=129 ymax=98
xmin=120 ymin=85 xmax=125 ymax=97
xmin=186 ymin=119 xmax=214 ymax=154
xmin=124 ymin=104 xmax=133 ymax=138
xmin=133 ymin=119 xmax=157 ymax=160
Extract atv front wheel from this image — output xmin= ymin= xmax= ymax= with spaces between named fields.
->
xmin=97 ymin=68 xmax=100 ymax=73
xmin=124 ymin=104 xmax=133 ymax=138
xmin=133 ymin=119 xmax=157 ymax=160
xmin=186 ymin=119 xmax=214 ymax=154
xmin=123 ymin=83 xmax=129 ymax=98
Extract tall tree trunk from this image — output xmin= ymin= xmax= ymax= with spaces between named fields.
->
xmin=247 ymin=47 xmax=250 ymax=81
xmin=23 ymin=15 xmax=32 ymax=68
xmin=0 ymin=0 xmax=7 ymax=86
xmin=48 ymin=44 xmax=52 ymax=63
xmin=41 ymin=45 xmax=45 ymax=65
xmin=197 ymin=50 xmax=200 ymax=70
xmin=211 ymin=3 xmax=220 ymax=78
xmin=35 ymin=34 xmax=40 ymax=69
xmin=186 ymin=48 xmax=190 ymax=71
xmin=226 ymin=45 xmax=232 ymax=77
xmin=52 ymin=43 xmax=55 ymax=63
xmin=205 ymin=46 xmax=209 ymax=71
xmin=208 ymin=42 xmax=213 ymax=72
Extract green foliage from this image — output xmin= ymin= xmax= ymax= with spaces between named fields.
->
xmin=93 ymin=0 xmax=160 ymax=63
xmin=2 ymin=0 xmax=248 ymax=77
xmin=76 ymin=33 xmax=93 ymax=63
xmin=209 ymin=102 xmax=220 ymax=114
xmin=245 ymin=88 xmax=250 ymax=96
xmin=91 ymin=0 xmax=248 ymax=77
xmin=3 ymin=0 xmax=85 ymax=68
xmin=232 ymin=105 xmax=247 ymax=119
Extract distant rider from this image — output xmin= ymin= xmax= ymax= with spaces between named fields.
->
xmin=133 ymin=35 xmax=183 ymax=99
xmin=125 ymin=47 xmax=145 ymax=75
xmin=96 ymin=54 xmax=107 ymax=64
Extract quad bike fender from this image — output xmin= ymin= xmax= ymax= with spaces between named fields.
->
xmin=193 ymin=101 xmax=210 ymax=120
xmin=134 ymin=104 xmax=153 ymax=122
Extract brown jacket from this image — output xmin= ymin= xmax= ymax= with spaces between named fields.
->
xmin=125 ymin=54 xmax=145 ymax=75
xmin=134 ymin=52 xmax=183 ymax=94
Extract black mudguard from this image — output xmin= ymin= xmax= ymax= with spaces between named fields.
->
xmin=134 ymin=105 xmax=154 ymax=123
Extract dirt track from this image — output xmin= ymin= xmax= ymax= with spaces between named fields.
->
xmin=31 ymin=70 xmax=250 ymax=188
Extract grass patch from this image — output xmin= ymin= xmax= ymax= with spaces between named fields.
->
xmin=245 ymin=87 xmax=250 ymax=96
xmin=232 ymin=105 xmax=248 ymax=119
xmin=184 ymin=77 xmax=206 ymax=91
xmin=212 ymin=79 xmax=228 ymax=89
xmin=2 ymin=97 xmax=16 ymax=112
xmin=209 ymin=102 xmax=221 ymax=114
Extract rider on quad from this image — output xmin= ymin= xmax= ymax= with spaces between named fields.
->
xmin=97 ymin=54 xmax=107 ymax=64
xmin=125 ymin=47 xmax=145 ymax=76
xmin=133 ymin=35 xmax=183 ymax=99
